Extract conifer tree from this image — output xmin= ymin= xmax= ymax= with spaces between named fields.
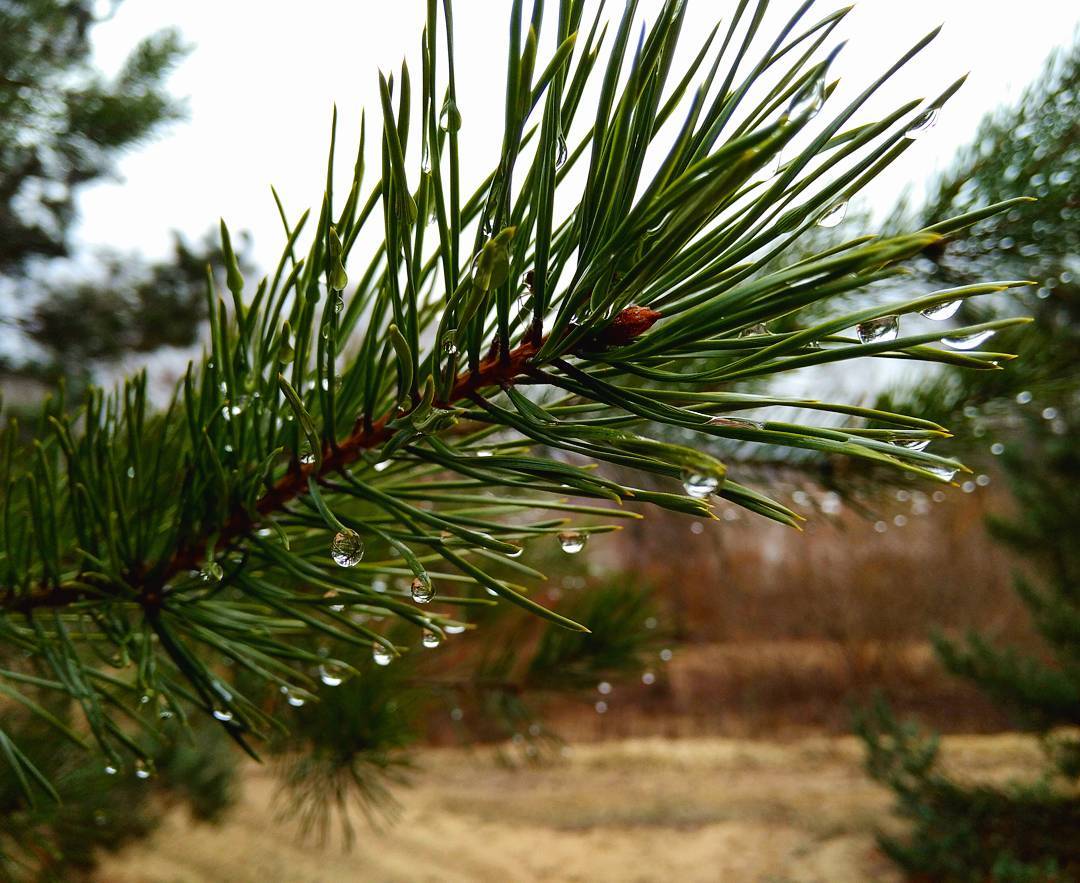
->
xmin=0 ymin=0 xmax=1033 ymax=830
xmin=858 ymin=38 xmax=1079 ymax=882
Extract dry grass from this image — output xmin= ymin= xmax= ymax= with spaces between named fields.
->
xmin=95 ymin=733 xmax=1044 ymax=883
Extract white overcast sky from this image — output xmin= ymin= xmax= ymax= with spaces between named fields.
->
xmin=76 ymin=1 xmax=1080 ymax=274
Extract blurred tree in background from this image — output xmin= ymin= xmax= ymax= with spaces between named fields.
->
xmin=0 ymin=0 xmax=184 ymax=272
xmin=0 ymin=0 xmax=229 ymax=394
xmin=859 ymin=37 xmax=1080 ymax=883
xmin=0 ymin=3 xmax=242 ymax=878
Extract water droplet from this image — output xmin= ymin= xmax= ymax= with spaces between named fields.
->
xmin=788 ymin=76 xmax=825 ymax=120
xmin=200 ymin=561 xmax=224 ymax=582
xmin=597 ymin=681 xmax=612 ymax=695
xmin=926 ymin=464 xmax=958 ymax=481
xmin=659 ymin=648 xmax=673 ymax=662
xmin=420 ymin=143 xmax=432 ymax=175
xmin=644 ymin=616 xmax=658 ymax=630
xmin=738 ymin=323 xmax=768 ymax=338
xmin=318 ymin=662 xmax=346 ymax=686
xmin=555 ymin=133 xmax=568 ymax=169
xmin=411 ymin=577 xmax=435 ymax=604
xmin=443 ymin=329 xmax=459 ymax=356
xmin=134 ymin=760 xmax=151 ymax=780
xmin=126 ymin=466 xmax=135 ymax=479
xmin=642 ymin=671 xmax=656 ymax=685
xmin=905 ymin=107 xmax=938 ymax=140
xmin=422 ymin=629 xmax=441 ymax=649
xmin=104 ymin=764 xmax=118 ymax=776
xmin=438 ymin=97 xmax=462 ymax=133
xmin=212 ymin=708 xmax=233 ymax=722
xmin=330 ymin=529 xmax=365 ymax=567
xmin=372 ymin=646 xmax=393 ymax=666
xmin=920 ymin=299 xmax=960 ymax=320
xmin=300 ymin=449 xmax=316 ymax=465
xmin=444 ymin=623 xmax=466 ymax=635
xmin=374 ymin=460 xmax=391 ymax=472
xmin=1042 ymin=406 xmax=1058 ymax=420
xmin=221 ymin=406 xmax=231 ymax=421
xmin=450 ymin=707 xmax=464 ymax=721
xmin=323 ymin=589 xmax=345 ymax=612
xmin=961 ymin=480 xmax=976 ymax=493
xmin=753 ymin=151 xmax=781 ymax=184
xmin=557 ymin=531 xmax=587 ymax=554
xmin=976 ymin=473 xmax=991 ymax=487
xmin=333 ymin=294 xmax=344 ymax=314
xmin=817 ymin=201 xmax=848 ymax=228
xmin=1016 ymin=390 xmax=1033 ymax=405
xmin=506 ymin=545 xmax=523 ymax=558
xmin=682 ymin=472 xmax=719 ymax=499
xmin=706 ymin=416 xmax=763 ymax=430
xmin=594 ymin=700 xmax=608 ymax=714
xmin=943 ymin=329 xmax=994 ymax=350
xmin=893 ymin=438 xmax=930 ymax=452
xmin=991 ymin=442 xmax=1005 ymax=455
xmin=856 ymin=314 xmax=899 ymax=344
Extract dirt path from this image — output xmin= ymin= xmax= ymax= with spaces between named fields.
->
xmin=96 ymin=734 xmax=1041 ymax=883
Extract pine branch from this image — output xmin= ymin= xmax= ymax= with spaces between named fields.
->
xmin=0 ymin=0 xmax=1035 ymax=798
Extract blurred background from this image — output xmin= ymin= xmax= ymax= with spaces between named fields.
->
xmin=1 ymin=1 xmax=1078 ymax=881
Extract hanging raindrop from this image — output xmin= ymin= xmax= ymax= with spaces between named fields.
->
xmin=333 ymin=294 xmax=344 ymax=314
xmin=443 ymin=330 xmax=459 ymax=356
xmin=682 ymin=472 xmax=719 ymax=499
xmin=104 ymin=764 xmax=118 ymax=776
xmin=555 ymin=132 xmax=568 ymax=169
xmin=373 ymin=460 xmax=391 ymax=472
xmin=199 ymin=561 xmax=224 ymax=583
xmin=318 ymin=662 xmax=345 ymax=686
xmin=707 ymin=416 xmax=764 ymax=430
xmin=926 ymin=464 xmax=958 ymax=481
xmin=330 ymin=530 xmax=365 ymax=567
xmin=372 ymin=646 xmax=393 ymax=666
xmin=557 ymin=531 xmax=587 ymax=554
xmin=893 ymin=438 xmax=930 ymax=452
xmin=920 ymin=299 xmax=960 ymax=320
xmin=904 ymin=107 xmax=938 ymax=140
xmin=438 ymin=97 xmax=462 ymax=133
xmin=323 ymin=589 xmax=345 ymax=612
xmin=410 ymin=577 xmax=435 ymax=604
xmin=134 ymin=760 xmax=151 ymax=780
xmin=943 ymin=329 xmax=994 ymax=350
xmin=422 ymin=629 xmax=441 ymax=649
xmin=212 ymin=708 xmax=233 ymax=722
xmin=300 ymin=449 xmax=316 ymax=465
xmin=787 ymin=76 xmax=825 ymax=120
xmin=817 ymin=201 xmax=848 ymax=228
xmin=856 ymin=315 xmax=899 ymax=344
xmin=444 ymin=623 xmax=466 ymax=635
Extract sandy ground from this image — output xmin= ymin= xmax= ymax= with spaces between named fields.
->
xmin=96 ymin=733 xmax=1042 ymax=883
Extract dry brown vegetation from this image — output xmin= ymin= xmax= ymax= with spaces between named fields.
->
xmin=96 ymin=734 xmax=1044 ymax=883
